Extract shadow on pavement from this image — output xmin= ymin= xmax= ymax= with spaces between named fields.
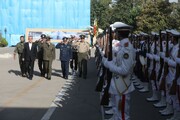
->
xmin=0 ymin=107 xmax=48 ymax=120
xmin=50 ymin=58 xmax=102 ymax=120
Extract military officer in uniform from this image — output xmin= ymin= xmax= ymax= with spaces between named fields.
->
xmin=42 ymin=36 xmax=55 ymax=80
xmin=14 ymin=35 xmax=26 ymax=77
xmin=77 ymin=35 xmax=90 ymax=79
xmin=56 ymin=37 xmax=72 ymax=79
xmin=102 ymin=22 xmax=135 ymax=120
xmin=36 ymin=34 xmax=46 ymax=76
xmin=70 ymin=36 xmax=78 ymax=75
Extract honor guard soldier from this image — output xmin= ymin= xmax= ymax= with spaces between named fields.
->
xmin=56 ymin=37 xmax=72 ymax=79
xmin=14 ymin=35 xmax=26 ymax=77
xmin=166 ymin=29 xmax=180 ymax=120
xmin=36 ymin=34 xmax=46 ymax=76
xmin=77 ymin=34 xmax=90 ymax=79
xmin=42 ymin=36 xmax=55 ymax=80
xmin=102 ymin=22 xmax=135 ymax=120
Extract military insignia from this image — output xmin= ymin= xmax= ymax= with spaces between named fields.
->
xmin=123 ymin=53 xmax=129 ymax=59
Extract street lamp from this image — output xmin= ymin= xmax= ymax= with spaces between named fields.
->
xmin=4 ymin=28 xmax=7 ymax=39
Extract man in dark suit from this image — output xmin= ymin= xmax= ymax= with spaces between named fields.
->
xmin=22 ymin=36 xmax=37 ymax=80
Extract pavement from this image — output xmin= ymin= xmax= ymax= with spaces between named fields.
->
xmin=0 ymin=47 xmax=172 ymax=120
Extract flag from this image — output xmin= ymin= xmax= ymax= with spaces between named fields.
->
xmin=93 ymin=18 xmax=98 ymax=37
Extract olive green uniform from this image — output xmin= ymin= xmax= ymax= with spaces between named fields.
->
xmin=36 ymin=41 xmax=44 ymax=76
xmin=14 ymin=42 xmax=25 ymax=76
xmin=42 ymin=42 xmax=55 ymax=79
xmin=77 ymin=41 xmax=90 ymax=79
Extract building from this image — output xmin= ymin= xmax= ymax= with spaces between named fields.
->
xmin=0 ymin=0 xmax=90 ymax=46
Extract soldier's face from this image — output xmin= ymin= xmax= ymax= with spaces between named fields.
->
xmin=20 ymin=37 xmax=24 ymax=42
xmin=28 ymin=36 xmax=33 ymax=43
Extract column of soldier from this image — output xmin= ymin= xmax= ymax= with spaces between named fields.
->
xmin=13 ymin=34 xmax=90 ymax=80
xmin=94 ymin=21 xmax=180 ymax=120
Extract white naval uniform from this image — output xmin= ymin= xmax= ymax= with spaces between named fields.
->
xmin=146 ymin=42 xmax=157 ymax=90
xmin=103 ymin=38 xmax=135 ymax=120
xmin=177 ymin=57 xmax=180 ymax=112
xmin=167 ymin=44 xmax=179 ymax=110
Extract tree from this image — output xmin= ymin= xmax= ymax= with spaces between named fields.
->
xmin=91 ymin=0 xmax=111 ymax=29
xmin=136 ymin=1 xmax=180 ymax=32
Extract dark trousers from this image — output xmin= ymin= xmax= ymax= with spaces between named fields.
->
xmin=78 ymin=59 xmax=87 ymax=78
xmin=43 ymin=60 xmax=52 ymax=78
xmin=25 ymin=60 xmax=35 ymax=78
xmin=61 ymin=61 xmax=69 ymax=78
xmin=38 ymin=59 xmax=44 ymax=75
xmin=70 ymin=52 xmax=78 ymax=71
xmin=18 ymin=54 xmax=25 ymax=75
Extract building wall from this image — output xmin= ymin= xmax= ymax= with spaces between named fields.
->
xmin=0 ymin=0 xmax=90 ymax=46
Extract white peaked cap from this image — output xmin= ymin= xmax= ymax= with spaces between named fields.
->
xmin=110 ymin=24 xmax=115 ymax=31
xmin=151 ymin=32 xmax=159 ymax=36
xmin=170 ymin=29 xmax=180 ymax=36
xmin=166 ymin=29 xmax=171 ymax=33
xmin=113 ymin=22 xmax=132 ymax=29
xmin=140 ymin=32 xmax=148 ymax=36
xmin=161 ymin=31 xmax=166 ymax=34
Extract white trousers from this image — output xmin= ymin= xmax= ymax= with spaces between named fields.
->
xmin=112 ymin=94 xmax=130 ymax=120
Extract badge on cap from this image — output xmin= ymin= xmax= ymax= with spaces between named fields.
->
xmin=123 ymin=53 xmax=129 ymax=59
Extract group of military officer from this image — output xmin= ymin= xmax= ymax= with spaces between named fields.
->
xmin=14 ymin=34 xmax=90 ymax=80
xmin=95 ymin=22 xmax=180 ymax=120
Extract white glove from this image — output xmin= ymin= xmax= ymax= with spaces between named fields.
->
xmin=164 ymin=57 xmax=169 ymax=63
xmin=168 ymin=59 xmax=176 ymax=67
xmin=175 ymin=58 xmax=180 ymax=64
xmin=160 ymin=52 xmax=165 ymax=59
xmin=149 ymin=54 xmax=153 ymax=60
xmin=104 ymin=60 xmax=113 ymax=68
xmin=102 ymin=57 xmax=107 ymax=65
xmin=155 ymin=55 xmax=160 ymax=62
xmin=100 ymin=50 xmax=105 ymax=57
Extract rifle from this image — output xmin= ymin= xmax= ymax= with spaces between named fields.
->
xmin=150 ymin=34 xmax=158 ymax=90
xmin=169 ymin=36 xmax=180 ymax=95
xmin=100 ymin=27 xmax=113 ymax=105
xmin=145 ymin=35 xmax=150 ymax=82
xmin=159 ymin=31 xmax=169 ymax=91
xmin=157 ymin=31 xmax=164 ymax=82
xmin=95 ymin=33 xmax=108 ymax=92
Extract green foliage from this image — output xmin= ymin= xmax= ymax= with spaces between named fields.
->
xmin=136 ymin=1 xmax=174 ymax=33
xmin=91 ymin=0 xmax=111 ymax=29
xmin=91 ymin=0 xmax=180 ymax=32
xmin=0 ymin=37 xmax=8 ymax=47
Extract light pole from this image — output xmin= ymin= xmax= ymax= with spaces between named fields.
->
xmin=4 ymin=28 xmax=7 ymax=39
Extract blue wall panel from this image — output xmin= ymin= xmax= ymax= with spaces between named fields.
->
xmin=0 ymin=0 xmax=90 ymax=46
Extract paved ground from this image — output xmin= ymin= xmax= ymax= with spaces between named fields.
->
xmin=0 ymin=47 xmax=173 ymax=120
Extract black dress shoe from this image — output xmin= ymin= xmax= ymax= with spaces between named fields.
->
xmin=47 ymin=77 xmax=51 ymax=80
xmin=22 ymin=74 xmax=26 ymax=77
xmin=29 ymin=77 xmax=32 ymax=80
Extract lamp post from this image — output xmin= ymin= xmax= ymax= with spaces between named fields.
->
xmin=4 ymin=28 xmax=7 ymax=39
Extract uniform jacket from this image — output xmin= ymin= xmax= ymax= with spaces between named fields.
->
xmin=103 ymin=38 xmax=136 ymax=95
xmin=22 ymin=42 xmax=37 ymax=61
xmin=77 ymin=41 xmax=90 ymax=61
xmin=42 ymin=42 xmax=55 ymax=61
xmin=36 ymin=41 xmax=44 ymax=60
xmin=56 ymin=43 xmax=72 ymax=61
xmin=14 ymin=42 xmax=24 ymax=54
